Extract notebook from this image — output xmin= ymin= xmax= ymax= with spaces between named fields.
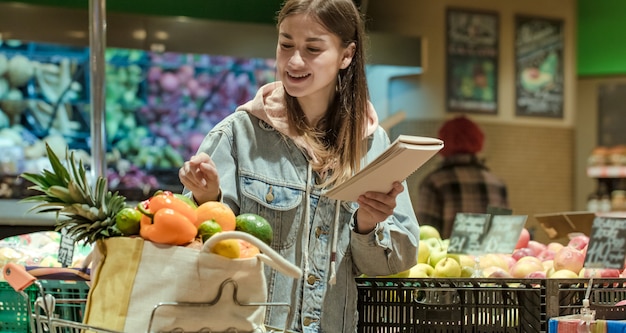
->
xmin=324 ymin=135 xmax=444 ymax=201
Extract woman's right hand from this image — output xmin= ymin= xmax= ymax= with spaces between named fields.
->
xmin=179 ymin=152 xmax=221 ymax=204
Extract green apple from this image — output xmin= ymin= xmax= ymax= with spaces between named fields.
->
xmin=428 ymin=247 xmax=448 ymax=267
xmin=419 ymin=225 xmax=441 ymax=240
xmin=417 ymin=241 xmax=431 ymax=264
xmin=446 ymin=253 xmax=461 ymax=265
xmin=441 ymin=238 xmax=450 ymax=250
xmin=458 ymin=254 xmax=477 ymax=268
xmin=423 ymin=237 xmax=445 ymax=252
xmin=433 ymin=257 xmax=462 ymax=278
xmin=460 ymin=265 xmax=476 ymax=278
xmin=457 ymin=254 xmax=479 ymax=277
xmin=409 ymin=263 xmax=435 ymax=278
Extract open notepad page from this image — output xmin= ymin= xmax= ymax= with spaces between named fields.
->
xmin=324 ymin=135 xmax=444 ymax=202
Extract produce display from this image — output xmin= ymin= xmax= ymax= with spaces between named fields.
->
xmin=392 ymin=224 xmax=624 ymax=279
xmin=0 ymin=40 xmax=275 ymax=200
xmin=0 ymin=231 xmax=93 ymax=270
xmin=19 ymin=143 xmax=273 ymax=259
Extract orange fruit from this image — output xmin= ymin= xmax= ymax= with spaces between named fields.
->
xmin=196 ymin=201 xmax=236 ymax=231
xmin=238 ymin=239 xmax=260 ymax=258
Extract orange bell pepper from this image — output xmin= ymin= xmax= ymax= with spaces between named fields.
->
xmin=137 ymin=191 xmax=199 ymax=245
xmin=139 ymin=208 xmax=197 ymax=245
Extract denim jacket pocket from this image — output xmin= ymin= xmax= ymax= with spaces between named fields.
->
xmin=240 ymin=176 xmax=303 ymax=249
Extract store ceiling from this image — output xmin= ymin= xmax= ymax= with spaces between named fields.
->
xmin=1 ymin=0 xmax=420 ymax=67
xmin=0 ymin=0 xmax=291 ymax=25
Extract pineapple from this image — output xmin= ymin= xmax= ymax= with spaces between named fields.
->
xmin=20 ymin=143 xmax=127 ymax=244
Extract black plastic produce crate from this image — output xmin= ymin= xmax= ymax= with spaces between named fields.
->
xmin=546 ymin=278 xmax=626 ymax=321
xmin=356 ymin=277 xmax=626 ymax=333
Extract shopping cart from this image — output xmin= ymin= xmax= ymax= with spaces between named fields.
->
xmin=3 ymin=262 xmax=293 ymax=333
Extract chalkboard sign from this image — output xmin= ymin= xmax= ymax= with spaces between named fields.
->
xmin=584 ymin=217 xmax=626 ymax=269
xmin=487 ymin=206 xmax=513 ymax=216
xmin=447 ymin=213 xmax=491 ymax=254
xmin=481 ymin=215 xmax=528 ymax=254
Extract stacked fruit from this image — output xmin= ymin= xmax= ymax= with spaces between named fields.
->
xmin=393 ymin=225 xmax=624 ymax=279
xmin=115 ymin=192 xmax=273 ymax=259
xmin=20 ymin=143 xmax=272 ymax=259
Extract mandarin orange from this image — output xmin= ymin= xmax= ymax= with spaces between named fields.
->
xmin=196 ymin=201 xmax=236 ymax=231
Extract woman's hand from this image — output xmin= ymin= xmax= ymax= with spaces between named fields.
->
xmin=178 ymin=153 xmax=221 ymax=204
xmin=355 ymin=182 xmax=404 ymax=234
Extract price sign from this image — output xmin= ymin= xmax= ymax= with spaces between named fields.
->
xmin=447 ymin=213 xmax=491 ymax=255
xmin=486 ymin=206 xmax=513 ymax=216
xmin=481 ymin=215 xmax=528 ymax=254
xmin=58 ymin=228 xmax=75 ymax=268
xmin=584 ymin=217 xmax=626 ymax=269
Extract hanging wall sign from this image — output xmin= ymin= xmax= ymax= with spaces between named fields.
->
xmin=445 ymin=8 xmax=499 ymax=114
xmin=515 ymin=15 xmax=564 ymax=118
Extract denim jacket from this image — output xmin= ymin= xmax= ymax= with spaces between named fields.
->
xmin=192 ymin=92 xmax=420 ymax=333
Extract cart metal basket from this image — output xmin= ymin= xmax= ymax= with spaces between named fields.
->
xmin=3 ymin=262 xmax=293 ymax=333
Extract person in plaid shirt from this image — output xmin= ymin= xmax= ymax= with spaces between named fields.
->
xmin=415 ymin=116 xmax=509 ymax=239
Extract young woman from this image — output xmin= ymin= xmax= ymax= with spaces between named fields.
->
xmin=179 ymin=0 xmax=420 ymax=331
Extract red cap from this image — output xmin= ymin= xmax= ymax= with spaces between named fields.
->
xmin=438 ymin=116 xmax=484 ymax=157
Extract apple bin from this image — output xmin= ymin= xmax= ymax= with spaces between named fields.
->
xmin=355 ymin=277 xmax=626 ymax=333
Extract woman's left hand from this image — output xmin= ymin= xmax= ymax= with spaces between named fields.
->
xmin=355 ymin=181 xmax=404 ymax=234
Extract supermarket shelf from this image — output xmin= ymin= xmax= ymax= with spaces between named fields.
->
xmin=587 ymin=166 xmax=626 ymax=178
xmin=0 ymin=199 xmax=56 ymax=239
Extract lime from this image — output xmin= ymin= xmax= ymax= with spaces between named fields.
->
xmin=198 ymin=220 xmax=222 ymax=243
xmin=235 ymin=213 xmax=273 ymax=245
xmin=212 ymin=239 xmax=241 ymax=259
xmin=115 ymin=207 xmax=142 ymax=235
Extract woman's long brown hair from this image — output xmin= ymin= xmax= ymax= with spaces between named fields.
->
xmin=277 ymin=0 xmax=371 ymax=188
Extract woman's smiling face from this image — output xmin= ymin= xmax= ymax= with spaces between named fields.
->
xmin=276 ymin=13 xmax=352 ymax=103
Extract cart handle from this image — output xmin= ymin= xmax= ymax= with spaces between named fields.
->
xmin=3 ymin=262 xmax=37 ymax=292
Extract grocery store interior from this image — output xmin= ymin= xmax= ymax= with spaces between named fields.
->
xmin=3 ymin=1 xmax=626 ymax=333
xmin=0 ymin=0 xmax=624 ymax=246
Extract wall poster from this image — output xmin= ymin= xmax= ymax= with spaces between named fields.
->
xmin=446 ymin=8 xmax=499 ymax=114
xmin=515 ymin=15 xmax=564 ymax=118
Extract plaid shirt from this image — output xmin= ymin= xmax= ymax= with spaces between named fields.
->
xmin=415 ymin=154 xmax=509 ymax=239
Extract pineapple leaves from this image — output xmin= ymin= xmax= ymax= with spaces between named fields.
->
xmin=46 ymin=144 xmax=71 ymax=184
xmin=19 ymin=143 xmax=128 ymax=244
xmin=95 ymin=177 xmax=107 ymax=213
